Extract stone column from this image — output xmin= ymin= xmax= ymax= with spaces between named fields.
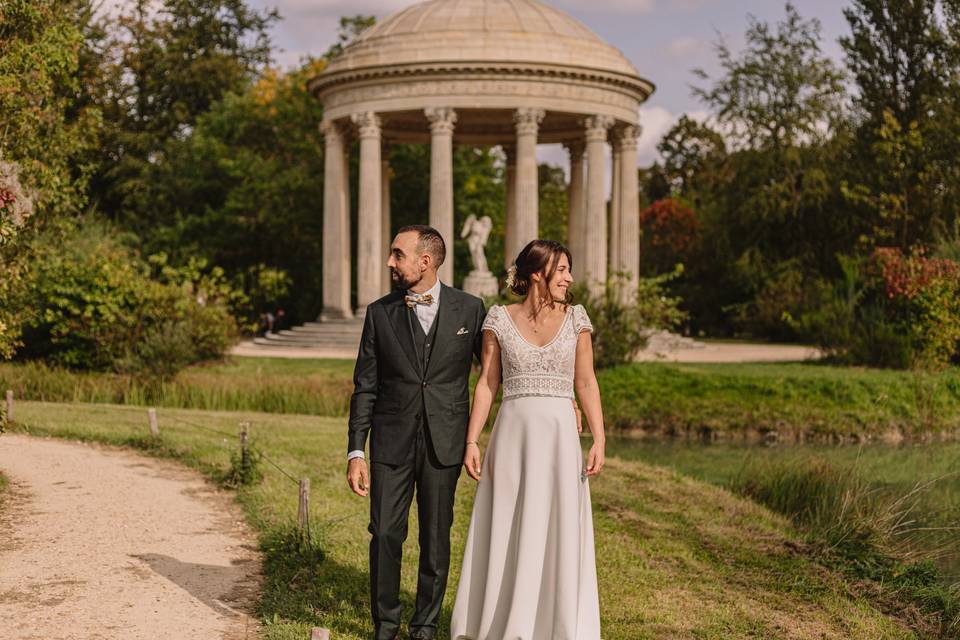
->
xmin=565 ymin=141 xmax=585 ymax=274
xmin=618 ymin=125 xmax=642 ymax=299
xmin=503 ymin=144 xmax=517 ymax=269
xmin=609 ymin=139 xmax=623 ymax=278
xmin=426 ymin=107 xmax=457 ymax=285
xmin=584 ymin=115 xmax=614 ymax=295
xmin=320 ymin=120 xmax=352 ymax=320
xmin=511 ymin=108 xmax=545 ymax=261
xmin=381 ymin=145 xmax=392 ymax=295
xmin=351 ymin=111 xmax=382 ymax=317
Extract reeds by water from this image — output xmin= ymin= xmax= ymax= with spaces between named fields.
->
xmin=731 ymin=455 xmax=960 ymax=636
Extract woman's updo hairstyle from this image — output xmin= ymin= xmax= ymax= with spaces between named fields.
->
xmin=506 ymin=239 xmax=573 ymax=302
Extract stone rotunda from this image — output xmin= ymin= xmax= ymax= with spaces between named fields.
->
xmin=309 ymin=0 xmax=654 ymax=322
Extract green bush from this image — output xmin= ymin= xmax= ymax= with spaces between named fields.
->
xmin=10 ymin=218 xmax=240 ymax=379
xmin=572 ymin=268 xmax=687 ymax=369
xmin=794 ymin=250 xmax=960 ymax=369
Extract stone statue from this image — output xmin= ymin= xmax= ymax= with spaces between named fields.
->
xmin=460 ymin=214 xmax=498 ymax=298
xmin=460 ymin=214 xmax=492 ymax=274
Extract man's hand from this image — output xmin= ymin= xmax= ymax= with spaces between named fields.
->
xmin=464 ymin=443 xmax=482 ymax=482
xmin=347 ymin=458 xmax=370 ymax=497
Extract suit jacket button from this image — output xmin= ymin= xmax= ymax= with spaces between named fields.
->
xmin=415 ymin=412 xmax=422 ymax=419
xmin=422 ymin=381 xmax=427 ymax=387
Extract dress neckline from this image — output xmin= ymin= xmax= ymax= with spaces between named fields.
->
xmin=501 ymin=304 xmax=572 ymax=350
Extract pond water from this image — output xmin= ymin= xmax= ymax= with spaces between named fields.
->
xmin=602 ymin=436 xmax=960 ymax=581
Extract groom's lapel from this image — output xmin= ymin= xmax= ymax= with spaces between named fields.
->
xmin=384 ymin=295 xmax=421 ymax=376
xmin=423 ymin=283 xmax=460 ymax=377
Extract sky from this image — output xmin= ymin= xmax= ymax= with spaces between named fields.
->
xmin=242 ymin=0 xmax=854 ymax=169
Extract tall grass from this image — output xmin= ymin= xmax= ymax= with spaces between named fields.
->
xmin=731 ymin=456 xmax=960 ymax=636
xmin=5 ymin=358 xmax=960 ymax=439
xmin=0 ymin=360 xmax=353 ymax=416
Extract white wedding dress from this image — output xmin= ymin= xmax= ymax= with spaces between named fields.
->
xmin=450 ymin=303 xmax=601 ymax=640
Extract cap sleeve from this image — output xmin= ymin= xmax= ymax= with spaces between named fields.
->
xmin=481 ymin=304 xmax=502 ymax=338
xmin=572 ymin=304 xmax=593 ymax=334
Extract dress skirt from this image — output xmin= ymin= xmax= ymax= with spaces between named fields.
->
xmin=449 ymin=395 xmax=601 ymax=640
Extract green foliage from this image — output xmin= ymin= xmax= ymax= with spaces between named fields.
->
xmin=224 ymin=436 xmax=263 ymax=487
xmin=0 ymin=0 xmax=101 ymax=358
xmin=93 ymin=0 xmax=278 ymax=227
xmin=793 ymin=249 xmax=960 ymax=370
xmin=127 ymin=61 xmax=326 ymax=324
xmin=656 ymin=4 xmax=855 ymax=338
xmin=572 ymin=269 xmax=687 ymax=369
xmin=693 ymin=3 xmax=846 ymax=152
xmin=11 ymin=217 xmax=239 ymax=378
xmin=322 ymin=15 xmax=375 ymax=60
xmin=0 ymin=0 xmax=100 ymax=220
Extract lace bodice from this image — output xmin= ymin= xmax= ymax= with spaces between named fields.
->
xmin=482 ymin=304 xmax=593 ymax=400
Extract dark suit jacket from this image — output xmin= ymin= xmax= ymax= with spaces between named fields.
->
xmin=348 ymin=283 xmax=487 ymax=467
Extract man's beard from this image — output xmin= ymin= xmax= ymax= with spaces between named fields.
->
xmin=390 ymin=268 xmax=419 ymax=291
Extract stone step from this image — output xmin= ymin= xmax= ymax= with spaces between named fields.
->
xmin=285 ymin=326 xmax=363 ymax=336
xmin=252 ymin=336 xmax=360 ymax=348
xmin=258 ymin=333 xmax=360 ymax=344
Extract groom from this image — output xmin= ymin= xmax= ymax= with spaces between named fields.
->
xmin=347 ymin=224 xmax=486 ymax=640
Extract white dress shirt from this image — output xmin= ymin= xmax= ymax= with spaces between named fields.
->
xmin=348 ymin=279 xmax=443 ymax=461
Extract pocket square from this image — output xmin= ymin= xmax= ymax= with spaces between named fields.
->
xmin=456 ymin=327 xmax=469 ymax=335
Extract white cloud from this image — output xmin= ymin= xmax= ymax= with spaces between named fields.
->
xmin=554 ymin=0 xmax=655 ymax=14
xmin=666 ymin=36 xmax=705 ymax=58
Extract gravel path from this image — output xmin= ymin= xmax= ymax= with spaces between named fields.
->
xmin=0 ymin=434 xmax=262 ymax=640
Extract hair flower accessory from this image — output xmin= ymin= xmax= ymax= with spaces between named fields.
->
xmin=505 ymin=263 xmax=517 ymax=288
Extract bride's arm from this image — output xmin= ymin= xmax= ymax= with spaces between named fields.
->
xmin=573 ymin=331 xmax=606 ymax=477
xmin=464 ymin=329 xmax=501 ymax=481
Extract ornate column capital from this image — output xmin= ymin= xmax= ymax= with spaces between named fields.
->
xmin=563 ymin=140 xmax=585 ymax=160
xmin=514 ymin=108 xmax=545 ymax=136
xmin=584 ymin=115 xmax=615 ymax=142
xmin=320 ymin=119 xmax=345 ymax=140
xmin=351 ymin=111 xmax=382 ymax=139
xmin=425 ymin=107 xmax=458 ymax=135
xmin=614 ymin=125 xmax=641 ymax=152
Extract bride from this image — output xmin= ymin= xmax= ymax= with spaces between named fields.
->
xmin=450 ymin=239 xmax=605 ymax=640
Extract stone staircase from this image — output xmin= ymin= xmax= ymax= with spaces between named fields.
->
xmin=252 ymin=318 xmax=364 ymax=351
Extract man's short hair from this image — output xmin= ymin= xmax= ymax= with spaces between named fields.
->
xmin=396 ymin=224 xmax=446 ymax=266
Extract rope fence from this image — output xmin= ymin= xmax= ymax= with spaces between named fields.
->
xmin=3 ymin=389 xmax=313 ymax=532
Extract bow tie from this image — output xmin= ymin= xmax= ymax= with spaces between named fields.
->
xmin=405 ymin=292 xmax=434 ymax=309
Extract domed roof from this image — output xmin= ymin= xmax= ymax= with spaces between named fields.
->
xmin=323 ymin=0 xmax=643 ymax=80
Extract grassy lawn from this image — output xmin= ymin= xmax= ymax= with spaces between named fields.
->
xmin=2 ymin=399 xmax=934 ymax=639
xmin=3 ymin=357 xmax=960 ymax=439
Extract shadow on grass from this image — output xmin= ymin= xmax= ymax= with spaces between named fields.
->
xmin=257 ymin=523 xmax=421 ymax=638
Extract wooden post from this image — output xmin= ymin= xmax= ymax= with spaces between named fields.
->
xmin=298 ymin=477 xmax=310 ymax=533
xmin=239 ymin=421 xmax=250 ymax=469
xmin=310 ymin=628 xmax=330 ymax=640
xmin=5 ymin=390 xmax=12 ymax=422
xmin=148 ymin=408 xmax=159 ymax=437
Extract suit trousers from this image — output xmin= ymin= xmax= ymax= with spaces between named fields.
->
xmin=369 ymin=416 xmax=462 ymax=640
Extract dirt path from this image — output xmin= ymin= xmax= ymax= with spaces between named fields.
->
xmin=0 ymin=434 xmax=262 ymax=640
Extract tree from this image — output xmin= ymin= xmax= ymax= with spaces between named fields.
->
xmin=0 ymin=0 xmax=101 ymax=358
xmin=323 ymin=15 xmax=375 ymax=60
xmin=841 ymin=0 xmax=959 ymax=249
xmin=840 ymin=0 xmax=947 ymax=130
xmin=657 ymin=116 xmax=728 ymax=199
xmin=693 ymin=3 xmax=846 ymax=153
xmin=91 ymin=0 xmax=279 ymax=229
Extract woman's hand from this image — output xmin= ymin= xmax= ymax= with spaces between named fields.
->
xmin=464 ymin=442 xmax=482 ymax=481
xmin=585 ymin=441 xmax=605 ymax=477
